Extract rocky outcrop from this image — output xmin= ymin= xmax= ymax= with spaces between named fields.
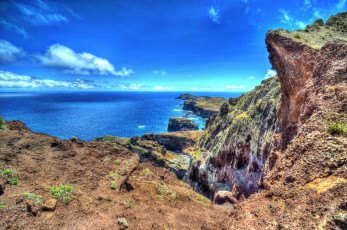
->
xmin=176 ymin=94 xmax=228 ymax=118
xmin=150 ymin=131 xmax=203 ymax=154
xmin=95 ymin=134 xmax=190 ymax=179
xmin=185 ymin=76 xmax=281 ymax=199
xmin=167 ymin=117 xmax=199 ymax=132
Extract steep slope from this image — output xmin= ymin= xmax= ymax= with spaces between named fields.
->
xmin=190 ymin=13 xmax=347 ymax=229
xmin=185 ymin=76 xmax=282 ymax=200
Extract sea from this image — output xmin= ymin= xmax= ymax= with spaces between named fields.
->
xmin=0 ymin=91 xmax=243 ymax=141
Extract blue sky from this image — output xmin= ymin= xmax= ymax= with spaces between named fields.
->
xmin=0 ymin=0 xmax=346 ymax=91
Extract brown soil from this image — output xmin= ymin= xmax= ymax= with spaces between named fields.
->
xmin=0 ymin=121 xmax=228 ymax=230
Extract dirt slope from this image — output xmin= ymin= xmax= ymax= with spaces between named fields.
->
xmin=0 ymin=121 xmax=227 ymax=230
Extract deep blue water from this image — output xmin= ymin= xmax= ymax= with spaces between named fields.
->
xmin=0 ymin=91 xmax=243 ymax=141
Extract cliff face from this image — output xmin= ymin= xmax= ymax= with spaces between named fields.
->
xmin=185 ymin=13 xmax=347 ymax=206
xmin=185 ymin=76 xmax=282 ymax=200
xmin=177 ymin=94 xmax=228 ymax=118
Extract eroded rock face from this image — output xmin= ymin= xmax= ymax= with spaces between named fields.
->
xmin=168 ymin=117 xmax=199 ymax=132
xmin=185 ymin=77 xmax=282 ymax=200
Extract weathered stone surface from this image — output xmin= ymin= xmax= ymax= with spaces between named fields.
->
xmin=168 ymin=117 xmax=199 ymax=132
xmin=43 ymin=198 xmax=57 ymax=211
xmin=184 ymin=76 xmax=282 ymax=200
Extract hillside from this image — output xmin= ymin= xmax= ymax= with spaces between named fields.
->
xmin=185 ymin=12 xmax=347 ymax=229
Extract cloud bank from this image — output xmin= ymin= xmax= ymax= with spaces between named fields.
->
xmin=0 ymin=70 xmax=96 ymax=89
xmin=38 ymin=44 xmax=134 ymax=77
xmin=0 ymin=40 xmax=25 ymax=63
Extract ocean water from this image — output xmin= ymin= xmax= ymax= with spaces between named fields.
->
xmin=0 ymin=91 xmax=243 ymax=141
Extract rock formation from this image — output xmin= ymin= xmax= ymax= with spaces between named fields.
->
xmin=167 ymin=117 xmax=199 ymax=132
xmin=186 ymin=12 xmax=347 ymax=229
xmin=176 ymin=94 xmax=228 ymax=118
xmin=184 ymin=76 xmax=282 ymax=199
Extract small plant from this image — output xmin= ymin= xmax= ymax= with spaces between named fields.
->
xmin=271 ymin=98 xmax=275 ymax=102
xmin=304 ymin=27 xmax=310 ymax=32
xmin=23 ymin=193 xmax=43 ymax=205
xmin=86 ymin=202 xmax=89 ymax=206
xmin=111 ymin=181 xmax=118 ymax=190
xmin=0 ymin=116 xmax=5 ymax=130
xmin=0 ymin=164 xmax=19 ymax=185
xmin=47 ymin=185 xmax=73 ymax=200
xmin=143 ymin=168 xmax=153 ymax=177
xmin=294 ymin=33 xmax=302 ymax=39
xmin=0 ymin=202 xmax=5 ymax=208
xmin=124 ymin=198 xmax=135 ymax=206
xmin=114 ymin=159 xmax=120 ymax=165
xmin=327 ymin=121 xmax=346 ymax=135
xmin=155 ymin=195 xmax=164 ymax=200
xmin=109 ymin=172 xmax=121 ymax=180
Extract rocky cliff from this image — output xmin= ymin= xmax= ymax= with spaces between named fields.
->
xmin=95 ymin=131 xmax=203 ymax=179
xmin=177 ymin=94 xmax=228 ymax=118
xmin=186 ymin=12 xmax=347 ymax=229
xmin=185 ymin=76 xmax=282 ymax=200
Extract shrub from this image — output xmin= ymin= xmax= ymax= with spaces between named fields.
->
xmin=327 ymin=122 xmax=346 ymax=135
xmin=294 ymin=33 xmax=302 ymax=39
xmin=143 ymin=168 xmax=153 ymax=177
xmin=0 ymin=164 xmax=19 ymax=185
xmin=0 ymin=116 xmax=5 ymax=130
xmin=111 ymin=181 xmax=118 ymax=190
xmin=23 ymin=193 xmax=43 ymax=205
xmin=47 ymin=185 xmax=73 ymax=200
xmin=114 ymin=159 xmax=120 ymax=165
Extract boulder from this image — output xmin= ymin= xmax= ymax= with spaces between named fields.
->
xmin=43 ymin=198 xmax=57 ymax=211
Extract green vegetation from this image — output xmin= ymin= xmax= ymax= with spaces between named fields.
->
xmin=143 ymin=168 xmax=153 ymax=177
xmin=155 ymin=195 xmax=164 ymax=200
xmin=111 ymin=181 xmax=118 ymax=190
xmin=0 ymin=202 xmax=5 ymax=208
xmin=86 ymin=202 xmax=89 ymax=206
xmin=23 ymin=193 xmax=43 ymax=205
xmin=47 ymin=185 xmax=73 ymax=200
xmin=294 ymin=33 xmax=302 ymax=39
xmin=192 ymin=149 xmax=201 ymax=158
xmin=0 ymin=164 xmax=19 ymax=185
xmin=114 ymin=159 xmax=121 ymax=165
xmin=124 ymin=198 xmax=135 ymax=206
xmin=109 ymin=172 xmax=121 ymax=180
xmin=327 ymin=121 xmax=347 ymax=135
xmin=0 ymin=116 xmax=5 ymax=130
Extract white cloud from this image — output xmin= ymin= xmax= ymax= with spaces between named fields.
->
xmin=248 ymin=76 xmax=255 ymax=80
xmin=0 ymin=19 xmax=27 ymax=37
xmin=209 ymin=6 xmax=220 ymax=24
xmin=226 ymin=85 xmax=246 ymax=89
xmin=337 ymin=0 xmax=346 ymax=9
xmin=279 ymin=9 xmax=292 ymax=25
xmin=0 ymin=70 xmax=97 ymax=89
xmin=153 ymin=70 xmax=167 ymax=77
xmin=14 ymin=0 xmax=67 ymax=25
xmin=0 ymin=40 xmax=25 ymax=63
xmin=295 ymin=21 xmax=306 ymax=29
xmin=264 ymin=69 xmax=277 ymax=79
xmin=38 ymin=44 xmax=133 ymax=77
xmin=304 ymin=0 xmax=312 ymax=8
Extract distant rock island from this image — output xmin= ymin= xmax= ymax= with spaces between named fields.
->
xmin=176 ymin=93 xmax=228 ymax=118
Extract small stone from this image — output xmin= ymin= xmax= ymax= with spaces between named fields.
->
xmin=43 ymin=198 xmax=57 ymax=211
xmin=118 ymin=217 xmax=128 ymax=228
